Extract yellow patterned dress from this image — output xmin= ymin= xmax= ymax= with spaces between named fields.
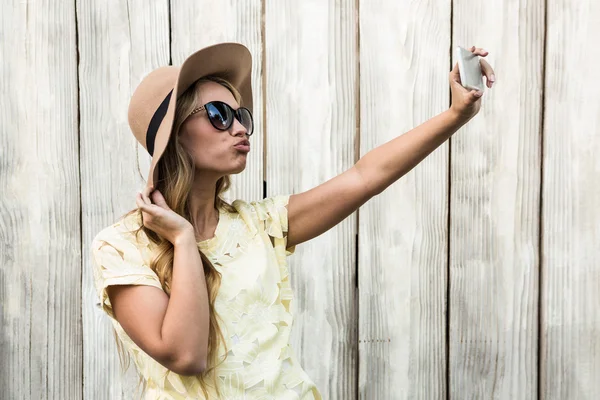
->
xmin=91 ymin=195 xmax=322 ymax=399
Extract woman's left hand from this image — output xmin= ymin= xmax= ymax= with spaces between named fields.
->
xmin=449 ymin=46 xmax=496 ymax=122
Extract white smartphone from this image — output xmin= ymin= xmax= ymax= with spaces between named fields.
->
xmin=455 ymin=46 xmax=484 ymax=92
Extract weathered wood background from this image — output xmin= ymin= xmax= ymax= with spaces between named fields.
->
xmin=2 ymin=0 xmax=599 ymax=398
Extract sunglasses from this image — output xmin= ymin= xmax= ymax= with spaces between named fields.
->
xmin=187 ymin=101 xmax=254 ymax=136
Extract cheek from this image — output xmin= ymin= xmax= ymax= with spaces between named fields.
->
xmin=180 ymin=120 xmax=239 ymax=168
xmin=180 ymin=122 xmax=217 ymax=157
xmin=187 ymin=134 xmax=232 ymax=167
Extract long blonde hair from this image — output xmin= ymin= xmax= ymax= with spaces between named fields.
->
xmin=117 ymin=75 xmax=242 ymax=398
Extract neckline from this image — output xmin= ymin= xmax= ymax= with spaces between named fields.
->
xmin=196 ymin=206 xmax=227 ymax=250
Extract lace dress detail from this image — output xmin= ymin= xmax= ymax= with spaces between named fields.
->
xmin=91 ymin=194 xmax=322 ymax=399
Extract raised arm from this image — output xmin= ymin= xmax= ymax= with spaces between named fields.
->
xmin=286 ymin=46 xmax=495 ymax=249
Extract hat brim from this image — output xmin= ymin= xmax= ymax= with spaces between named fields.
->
xmin=146 ymin=42 xmax=253 ymax=190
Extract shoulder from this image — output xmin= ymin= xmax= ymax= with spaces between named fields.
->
xmin=91 ymin=210 xmax=150 ymax=261
xmin=230 ymin=194 xmax=290 ymax=214
xmin=90 ymin=210 xmax=163 ymax=318
xmin=93 ymin=211 xmax=139 ymax=240
xmin=229 ymin=195 xmax=292 ymax=238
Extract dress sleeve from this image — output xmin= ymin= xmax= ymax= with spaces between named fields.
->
xmin=91 ymin=224 xmax=163 ymax=320
xmin=250 ymin=194 xmax=296 ymax=256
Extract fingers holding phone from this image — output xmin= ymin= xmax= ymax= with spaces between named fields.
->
xmin=449 ymin=45 xmax=496 ymax=121
xmin=456 ymin=45 xmax=496 ymax=91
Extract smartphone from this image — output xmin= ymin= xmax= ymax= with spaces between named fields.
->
xmin=455 ymin=46 xmax=484 ymax=92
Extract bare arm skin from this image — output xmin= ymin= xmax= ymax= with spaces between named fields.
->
xmin=286 ymin=109 xmax=466 ymax=249
xmin=106 ymin=190 xmax=210 ymax=376
xmin=286 ymin=46 xmax=496 ymax=249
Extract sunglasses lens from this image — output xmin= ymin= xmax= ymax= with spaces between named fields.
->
xmin=206 ymin=102 xmax=233 ymax=130
xmin=237 ymin=108 xmax=254 ymax=136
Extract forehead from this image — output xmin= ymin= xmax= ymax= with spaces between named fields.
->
xmin=195 ymin=81 xmax=239 ymax=108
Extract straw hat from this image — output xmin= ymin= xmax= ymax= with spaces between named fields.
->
xmin=127 ymin=42 xmax=253 ymax=191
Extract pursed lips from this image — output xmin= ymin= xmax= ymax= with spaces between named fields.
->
xmin=233 ymin=139 xmax=251 ymax=152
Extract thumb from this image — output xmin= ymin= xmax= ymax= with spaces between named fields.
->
xmin=469 ymin=89 xmax=484 ymax=102
xmin=450 ymin=62 xmax=461 ymax=84
xmin=151 ymin=190 xmax=170 ymax=209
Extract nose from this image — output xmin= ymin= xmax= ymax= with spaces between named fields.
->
xmin=230 ymin=118 xmax=249 ymax=138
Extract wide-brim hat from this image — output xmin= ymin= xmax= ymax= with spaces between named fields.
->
xmin=127 ymin=42 xmax=253 ymax=191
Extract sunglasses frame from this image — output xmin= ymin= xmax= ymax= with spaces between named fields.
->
xmin=187 ymin=100 xmax=254 ymax=136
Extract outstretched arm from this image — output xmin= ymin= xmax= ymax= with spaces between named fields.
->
xmin=286 ymin=46 xmax=495 ymax=249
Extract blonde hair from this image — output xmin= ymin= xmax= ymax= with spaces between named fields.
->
xmin=117 ymin=75 xmax=242 ymax=399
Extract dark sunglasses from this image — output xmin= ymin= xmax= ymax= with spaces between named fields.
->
xmin=187 ymin=101 xmax=254 ymax=136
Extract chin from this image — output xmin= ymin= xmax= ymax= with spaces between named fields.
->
xmin=229 ymin=161 xmax=247 ymax=175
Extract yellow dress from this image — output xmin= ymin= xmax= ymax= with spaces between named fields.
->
xmin=91 ymin=195 xmax=322 ymax=399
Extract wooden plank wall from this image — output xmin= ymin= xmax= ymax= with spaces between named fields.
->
xmin=449 ymin=0 xmax=544 ymax=398
xmin=541 ymin=0 xmax=600 ymax=398
xmin=358 ymin=0 xmax=450 ymax=398
xmin=1 ymin=1 xmax=82 ymax=399
xmin=78 ymin=0 xmax=170 ymax=398
xmin=265 ymin=1 xmax=358 ymax=398
xmin=2 ymin=0 xmax=599 ymax=399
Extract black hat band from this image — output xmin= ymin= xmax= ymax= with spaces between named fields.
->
xmin=145 ymin=89 xmax=173 ymax=156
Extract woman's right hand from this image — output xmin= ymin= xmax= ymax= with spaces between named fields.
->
xmin=136 ymin=187 xmax=194 ymax=245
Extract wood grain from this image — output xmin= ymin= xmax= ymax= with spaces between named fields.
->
xmin=170 ymin=0 xmax=264 ymax=203
xmin=264 ymin=0 xmax=358 ymax=398
xmin=0 ymin=0 xmax=81 ymax=399
xmin=541 ymin=1 xmax=600 ymax=398
xmin=78 ymin=0 xmax=170 ymax=398
xmin=358 ymin=0 xmax=451 ymax=398
xmin=450 ymin=0 xmax=544 ymax=398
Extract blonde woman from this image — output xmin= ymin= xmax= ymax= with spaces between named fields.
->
xmin=90 ymin=42 xmax=495 ymax=399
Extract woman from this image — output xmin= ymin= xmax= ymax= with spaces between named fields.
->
xmin=91 ymin=42 xmax=495 ymax=399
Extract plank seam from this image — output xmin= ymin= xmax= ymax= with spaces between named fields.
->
xmin=355 ymin=0 xmax=361 ymax=397
xmin=167 ymin=0 xmax=172 ymax=65
xmin=537 ymin=0 xmax=549 ymax=398
xmin=74 ymin=0 xmax=83 ymax=396
xmin=261 ymin=0 xmax=267 ymax=186
xmin=446 ymin=1 xmax=454 ymax=399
